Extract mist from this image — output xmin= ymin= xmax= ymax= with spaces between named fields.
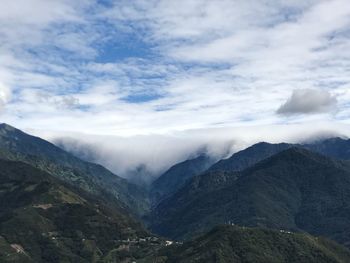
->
xmin=52 ymin=133 xmax=237 ymax=180
xmin=30 ymin=121 xmax=349 ymax=182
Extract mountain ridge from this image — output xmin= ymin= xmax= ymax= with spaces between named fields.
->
xmin=150 ymin=154 xmax=215 ymax=206
xmin=0 ymin=159 xmax=163 ymax=262
xmin=0 ymin=123 xmax=149 ymax=216
xmin=144 ymin=225 xmax=350 ymax=263
xmin=150 ymin=147 xmax=350 ymax=246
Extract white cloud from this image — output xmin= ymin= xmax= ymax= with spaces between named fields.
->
xmin=0 ymin=0 xmax=349 ymax=173
xmin=277 ymin=89 xmax=337 ymax=115
xmin=32 ymin=120 xmax=349 ymax=178
xmin=0 ymin=82 xmax=11 ymax=110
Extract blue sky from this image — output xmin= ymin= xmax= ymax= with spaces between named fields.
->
xmin=1 ymin=0 xmax=350 ymax=175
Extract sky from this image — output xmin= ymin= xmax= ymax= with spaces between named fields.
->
xmin=1 ymin=0 xmax=350 ymax=177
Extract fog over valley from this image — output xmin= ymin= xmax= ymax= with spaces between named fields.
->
xmin=1 ymin=0 xmax=350 ymax=262
xmin=29 ymin=121 xmax=348 ymax=180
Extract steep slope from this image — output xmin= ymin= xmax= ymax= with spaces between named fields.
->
xmin=0 ymin=159 xmax=163 ymax=263
xmin=151 ymin=148 xmax=350 ymax=246
xmin=304 ymin=137 xmax=350 ymax=160
xmin=150 ymin=155 xmax=215 ymax=205
xmin=207 ymin=137 xmax=350 ymax=174
xmin=144 ymin=225 xmax=350 ymax=263
xmin=0 ymin=123 xmax=148 ymax=216
xmin=208 ymin=142 xmax=293 ymax=172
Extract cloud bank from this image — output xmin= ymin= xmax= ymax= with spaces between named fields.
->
xmin=0 ymin=0 xmax=350 ymax=176
xmin=31 ymin=121 xmax=349 ymax=179
xmin=0 ymin=0 xmax=349 ymax=136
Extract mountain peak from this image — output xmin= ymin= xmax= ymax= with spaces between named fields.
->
xmin=254 ymin=147 xmax=333 ymax=169
xmin=0 ymin=123 xmax=149 ymax=216
xmin=278 ymin=146 xmax=312 ymax=156
xmin=0 ymin=123 xmax=19 ymax=132
xmin=151 ymin=143 xmax=350 ymax=243
xmin=208 ymin=141 xmax=293 ymax=173
xmin=306 ymin=136 xmax=349 ymax=144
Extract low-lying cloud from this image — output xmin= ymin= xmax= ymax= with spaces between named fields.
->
xmin=277 ymin=89 xmax=337 ymax=115
xmin=32 ymin=121 xmax=349 ymax=181
xmin=53 ymin=133 xmax=237 ymax=179
xmin=2 ymin=0 xmax=350 ymax=184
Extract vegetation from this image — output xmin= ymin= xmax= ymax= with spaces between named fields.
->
xmin=304 ymin=137 xmax=350 ymax=160
xmin=150 ymin=155 xmax=215 ymax=206
xmin=0 ymin=123 xmax=149 ymax=216
xmin=145 ymin=225 xmax=350 ymax=263
xmin=2 ymin=124 xmax=350 ymax=262
xmin=0 ymin=159 xmax=163 ymax=262
xmin=151 ymin=148 xmax=350 ymax=246
xmin=208 ymin=142 xmax=292 ymax=172
xmin=208 ymin=138 xmax=350 ymax=173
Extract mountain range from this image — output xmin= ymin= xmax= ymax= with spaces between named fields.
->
xmin=1 ymin=123 xmax=350 ymax=262
xmin=150 ymin=137 xmax=350 ymax=206
xmin=150 ymin=148 xmax=350 ymax=246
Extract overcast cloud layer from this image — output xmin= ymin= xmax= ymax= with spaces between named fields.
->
xmin=1 ymin=0 xmax=350 ymax=176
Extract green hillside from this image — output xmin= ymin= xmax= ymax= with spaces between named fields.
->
xmin=145 ymin=225 xmax=350 ymax=263
xmin=0 ymin=123 xmax=149 ymax=216
xmin=0 ymin=159 xmax=162 ymax=262
xmin=208 ymin=142 xmax=292 ymax=172
xmin=151 ymin=148 xmax=350 ymax=245
xmin=150 ymin=154 xmax=215 ymax=205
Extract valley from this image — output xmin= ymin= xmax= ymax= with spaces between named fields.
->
xmin=1 ymin=124 xmax=350 ymax=262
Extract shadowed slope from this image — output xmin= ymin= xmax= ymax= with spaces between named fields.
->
xmin=150 ymin=155 xmax=215 ymax=205
xmin=145 ymin=225 xmax=350 ymax=263
xmin=0 ymin=123 xmax=149 ymax=216
xmin=0 ymin=159 xmax=162 ymax=262
xmin=151 ymin=148 xmax=350 ymax=246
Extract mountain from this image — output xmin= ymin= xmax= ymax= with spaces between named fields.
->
xmin=0 ymin=159 xmax=164 ymax=263
xmin=207 ymin=137 xmax=350 ymax=174
xmin=143 ymin=225 xmax=350 ymax=263
xmin=7 ymin=157 xmax=349 ymax=263
xmin=207 ymin=142 xmax=293 ymax=172
xmin=150 ymin=148 xmax=350 ymax=246
xmin=150 ymin=155 xmax=215 ymax=205
xmin=304 ymin=137 xmax=350 ymax=160
xmin=0 ymin=123 xmax=149 ymax=216
xmin=149 ymin=138 xmax=350 ymax=213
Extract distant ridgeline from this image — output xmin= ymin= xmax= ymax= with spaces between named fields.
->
xmin=1 ymin=123 xmax=350 ymax=262
xmin=150 ymin=138 xmax=350 ymax=208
